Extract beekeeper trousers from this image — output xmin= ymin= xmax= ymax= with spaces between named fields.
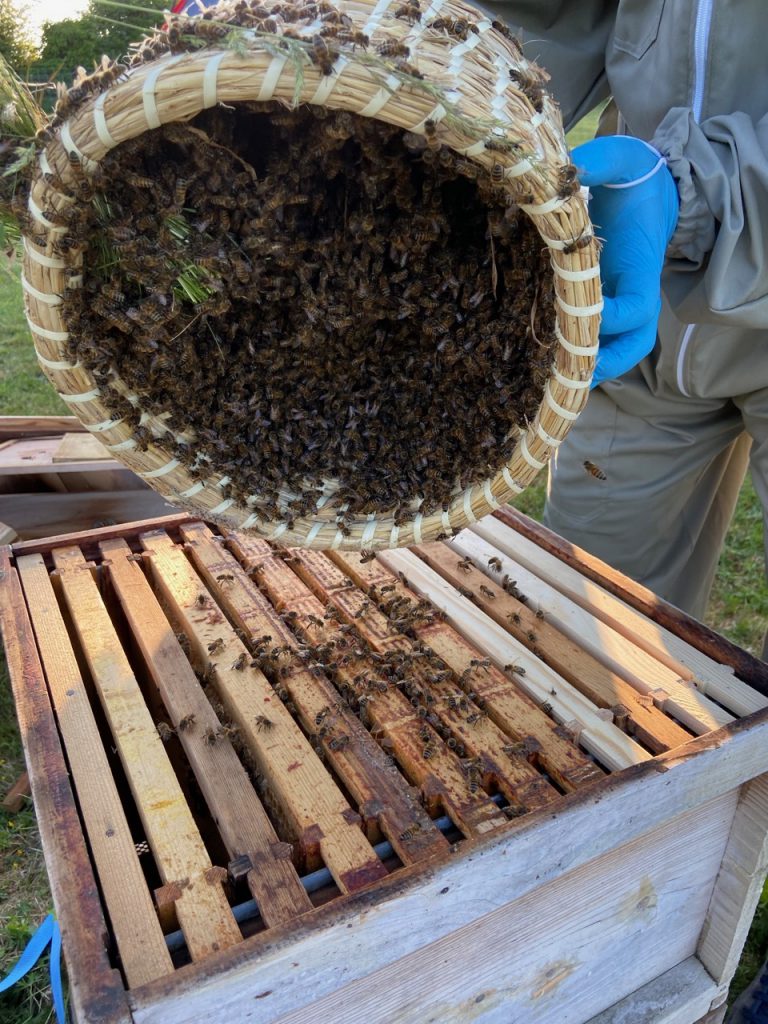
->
xmin=544 ymin=297 xmax=768 ymax=659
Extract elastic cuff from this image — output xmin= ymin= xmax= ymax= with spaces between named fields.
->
xmin=652 ymin=107 xmax=716 ymax=267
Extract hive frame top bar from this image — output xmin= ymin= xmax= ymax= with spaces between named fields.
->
xmin=22 ymin=0 xmax=601 ymax=550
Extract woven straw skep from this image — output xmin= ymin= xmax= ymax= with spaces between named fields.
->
xmin=21 ymin=0 xmax=601 ymax=550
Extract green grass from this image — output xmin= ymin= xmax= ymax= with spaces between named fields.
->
xmin=0 ymin=104 xmax=767 ymax=1017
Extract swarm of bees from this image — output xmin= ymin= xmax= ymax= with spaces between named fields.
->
xmin=46 ymin=0 xmax=559 ymax=529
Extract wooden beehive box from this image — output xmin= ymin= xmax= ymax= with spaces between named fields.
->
xmin=2 ymin=508 xmax=768 ymax=1024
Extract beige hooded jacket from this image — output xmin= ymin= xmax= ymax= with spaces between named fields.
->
xmin=479 ymin=0 xmax=768 ymax=330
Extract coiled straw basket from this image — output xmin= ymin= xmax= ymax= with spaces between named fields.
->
xmin=21 ymin=0 xmax=601 ymax=550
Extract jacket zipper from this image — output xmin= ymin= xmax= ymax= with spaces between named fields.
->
xmin=676 ymin=0 xmax=714 ymax=395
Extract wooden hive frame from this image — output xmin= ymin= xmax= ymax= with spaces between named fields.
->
xmin=20 ymin=0 xmax=601 ymax=550
xmin=2 ymin=509 xmax=768 ymax=1024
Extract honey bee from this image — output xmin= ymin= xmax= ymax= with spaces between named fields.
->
xmin=203 ymin=727 xmax=219 ymax=746
xmin=557 ymin=162 xmax=579 ymax=199
xmin=583 ymin=460 xmax=607 ymax=481
xmin=377 ymin=39 xmax=410 ymax=58
xmin=535 ymin=609 xmax=545 ymax=620
xmin=255 ymin=714 xmax=274 ymax=731
xmin=505 ymin=663 xmax=526 ymax=677
xmin=399 ymin=821 xmax=423 ymax=842
xmin=479 ymin=585 xmax=496 ymax=599
xmin=563 ymin=230 xmax=593 ymax=255
xmin=231 ymin=652 xmax=248 ymax=671
xmin=360 ymin=549 xmax=377 ymax=563
xmin=156 ymin=721 xmax=174 ymax=743
xmin=310 ymin=34 xmax=338 ymax=74
xmin=178 ymin=713 xmax=196 ymax=732
xmin=540 ymin=701 xmax=553 ymax=715
xmin=207 ymin=637 xmax=225 ymax=654
xmin=456 ymin=557 xmax=473 ymax=573
xmin=195 ymin=593 xmax=209 ymax=609
xmin=328 ymin=733 xmax=349 ymax=751
xmin=507 ymin=612 xmax=521 ymax=626
xmin=488 ymin=556 xmax=502 ymax=571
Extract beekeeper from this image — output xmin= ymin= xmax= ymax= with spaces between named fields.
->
xmin=483 ymin=0 xmax=768 ymax=650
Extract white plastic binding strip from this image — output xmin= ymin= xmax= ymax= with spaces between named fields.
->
xmin=520 ymin=434 xmax=546 ymax=470
xmin=529 ymin=110 xmax=547 ymax=130
xmin=143 ymin=55 xmax=185 ymax=130
xmin=535 ymin=421 xmax=563 ymax=447
xmin=501 ymin=466 xmax=523 ymax=494
xmin=28 ymin=196 xmax=65 ymax=232
xmin=60 ymin=123 xmax=97 ymax=173
xmin=389 ymin=524 xmax=400 ymax=547
xmin=456 ymin=139 xmax=486 ymax=157
xmin=441 ymin=510 xmax=451 ymax=534
xmin=447 ymin=21 xmax=489 ymax=77
xmin=59 ymin=388 xmax=101 ymax=403
xmin=93 ymin=92 xmax=117 ymax=149
xmin=482 ymin=480 xmax=500 ymax=509
xmin=27 ymin=321 xmax=69 ymax=342
xmin=311 ymin=55 xmax=349 ymax=106
xmin=363 ymin=0 xmax=393 ymax=37
xmin=241 ymin=512 xmax=262 ymax=530
xmin=306 ymin=521 xmax=324 ymax=545
xmin=551 ymin=365 xmax=591 ymax=390
xmin=520 ymin=195 xmax=567 ymax=215
xmin=203 ymin=51 xmax=228 ymax=108
xmin=359 ymin=74 xmax=401 ymax=118
xmin=106 ymin=438 xmax=138 ymax=452
xmin=550 ymin=259 xmax=601 ymax=282
xmin=209 ymin=498 xmax=234 ymax=516
xmin=491 ymin=57 xmax=509 ymax=119
xmin=330 ymin=529 xmax=345 ymax=550
xmin=22 ymin=275 xmax=61 ymax=305
xmin=544 ymin=382 xmax=580 ymax=421
xmin=35 ymin=349 xmax=79 ymax=370
xmin=412 ymin=514 xmax=423 ymax=546
xmin=462 ymin=487 xmax=477 ymax=523
xmin=554 ymin=322 xmax=599 ymax=357
xmin=180 ymin=481 xmax=205 ymax=498
xmin=23 ymin=240 xmax=67 ymax=269
xmin=503 ymin=156 xmax=533 ymax=179
xmin=361 ymin=519 xmax=378 ymax=547
xmin=258 ymin=54 xmax=288 ymax=101
xmin=84 ymin=417 xmax=123 ymax=432
xmin=271 ymin=522 xmax=288 ymax=541
xmin=217 ymin=476 xmax=230 ymax=489
xmin=556 ymin=294 xmax=604 ymax=318
xmin=140 ymin=458 xmax=180 ymax=479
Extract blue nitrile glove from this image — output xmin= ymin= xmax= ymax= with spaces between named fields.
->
xmin=571 ymin=137 xmax=679 ymax=387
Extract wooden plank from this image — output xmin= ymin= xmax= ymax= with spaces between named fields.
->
xmin=377 ymin=548 xmax=649 ymax=772
xmin=0 ymin=521 xmax=17 ymax=545
xmin=128 ymin=754 xmax=754 ymax=1024
xmin=0 ymin=434 xmax=121 ymax=475
xmin=0 ymin=415 xmax=84 ymax=440
xmin=454 ymin=527 xmax=733 ymax=735
xmin=50 ymin=544 xmax=242 ymax=961
xmin=481 ymin=513 xmax=766 ymax=719
xmin=293 ymin=548 xmax=561 ymax=811
xmin=1 ymin=770 xmax=30 ymax=812
xmin=101 ymin=538 xmax=313 ymax=928
xmin=330 ymin=548 xmax=605 ymax=792
xmin=414 ymin=541 xmax=692 ymax=754
xmin=697 ymin=773 xmax=768 ymax=986
xmin=0 ymin=490 xmax=177 ymax=540
xmin=53 ymin=432 xmax=111 ymax=462
xmin=183 ymin=523 xmax=448 ymax=866
xmin=265 ymin=794 xmax=735 ymax=1024
xmin=16 ymin=552 xmax=173 ymax=988
xmin=585 ymin=958 xmax=718 ymax=1024
xmin=139 ymin=529 xmax=388 ymax=894
xmin=10 ymin=511 xmax=190 ymax=557
xmin=493 ymin=506 xmax=768 ymax=696
xmin=227 ymin=532 xmax=508 ymax=839
xmin=0 ymin=551 xmax=132 ymax=1024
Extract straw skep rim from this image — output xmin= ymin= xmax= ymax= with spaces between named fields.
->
xmin=21 ymin=0 xmax=601 ymax=550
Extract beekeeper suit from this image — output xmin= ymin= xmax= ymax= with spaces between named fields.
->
xmin=483 ymin=0 xmax=768 ymax=647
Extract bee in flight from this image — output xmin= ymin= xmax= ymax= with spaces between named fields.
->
xmin=583 ymin=460 xmax=607 ymax=481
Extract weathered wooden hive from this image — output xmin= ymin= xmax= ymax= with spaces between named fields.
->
xmin=2 ymin=509 xmax=767 ymax=1023
xmin=20 ymin=0 xmax=601 ymax=549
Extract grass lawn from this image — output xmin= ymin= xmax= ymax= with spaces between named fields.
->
xmin=0 ymin=105 xmax=766 ymax=1019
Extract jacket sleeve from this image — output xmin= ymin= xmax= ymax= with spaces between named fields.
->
xmin=654 ymin=108 xmax=768 ymax=327
xmin=475 ymin=1 xmax=618 ymax=130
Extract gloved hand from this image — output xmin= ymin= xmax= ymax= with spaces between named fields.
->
xmin=571 ymin=136 xmax=679 ymax=387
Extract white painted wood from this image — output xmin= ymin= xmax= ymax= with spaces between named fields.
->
xmin=585 ymin=957 xmax=718 ymax=1024
xmin=128 ymin=717 xmax=768 ymax=1024
xmin=472 ymin=517 xmax=764 ymax=718
xmin=455 ymin=527 xmax=733 ymax=735
xmin=376 ymin=548 xmax=648 ymax=771
xmin=698 ymin=773 xmax=768 ymax=984
xmin=130 ymin=793 xmax=736 ymax=1024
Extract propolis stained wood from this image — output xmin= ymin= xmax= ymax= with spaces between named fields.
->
xmin=2 ymin=510 xmax=768 ymax=1024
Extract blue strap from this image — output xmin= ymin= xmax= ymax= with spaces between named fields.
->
xmin=0 ymin=913 xmax=66 ymax=1023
